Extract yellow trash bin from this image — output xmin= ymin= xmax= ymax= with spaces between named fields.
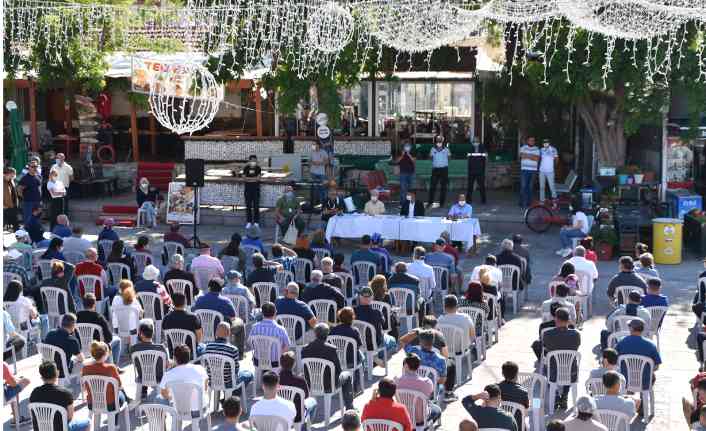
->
xmin=652 ymin=217 xmax=683 ymax=264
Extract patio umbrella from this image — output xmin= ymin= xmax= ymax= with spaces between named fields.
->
xmin=6 ymin=101 xmax=27 ymax=173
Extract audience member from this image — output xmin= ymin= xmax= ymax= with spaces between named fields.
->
xmin=601 ymin=290 xmax=651 ymax=350
xmin=222 ymin=396 xmax=246 ymax=431
xmin=361 ymin=378 xmax=413 ymax=431
xmin=271 ymin=242 xmax=298 ymax=272
xmin=439 ymin=294 xmax=475 ymax=345
xmin=81 ymin=341 xmax=127 ymax=415
xmin=389 ymin=261 xmax=425 ymax=323
xmin=77 ymin=294 xmax=121 ymax=365
xmin=107 ymin=240 xmax=136 ymax=281
xmin=461 ymin=384 xmax=518 ymax=431
xmin=25 ymin=206 xmax=46 ymax=246
xmin=459 ymin=419 xmax=479 ymax=431
xmin=588 ymin=348 xmax=626 ymax=389
xmin=594 ymin=371 xmax=639 ymax=422
xmin=51 ymin=214 xmax=71 ymax=238
xmin=223 ymin=270 xmax=256 ymax=314
xmin=163 ymin=254 xmax=198 ymax=298
xmin=3 ymin=309 xmax=26 ymax=361
xmin=277 ymin=351 xmax=317 ymax=425
xmin=330 ymin=307 xmax=365 ymax=369
xmin=369 ymin=233 xmax=391 ymax=274
xmin=162 ymin=292 xmax=204 ymax=357
xmin=159 ymin=344 xmax=208 ymax=412
xmin=43 ymin=313 xmax=84 ymax=379
xmin=404 ymin=330 xmax=455 ymax=402
xmin=302 ymin=270 xmax=346 ymax=313
xmin=62 ymin=227 xmax=91 ymax=255
xmin=248 ymin=302 xmax=290 ymax=366
xmin=498 ymin=361 xmax=529 ymax=427
xmin=396 ymin=353 xmax=441 ymax=425
xmin=495 ymin=239 xmax=523 ymax=291
xmin=342 ymin=410 xmax=362 ymax=431
xmin=354 ymin=287 xmax=397 ymax=364
xmin=98 ymin=218 xmax=120 ymax=242
xmin=642 ymin=278 xmax=669 ymax=308
xmin=275 ymin=282 xmax=317 ymax=340
xmin=38 ymin=260 xmax=77 ymax=314
xmin=470 ymin=255 xmax=503 ymax=286
xmin=565 ymin=246 xmax=599 ymax=284
xmin=351 ymin=235 xmax=384 ymax=274
xmin=164 ymin=223 xmax=191 ymax=249
xmin=250 ymin=371 xmax=296 ymax=428
xmin=531 ymin=303 xmax=575 ymax=360
xmin=293 ymin=232 xmax=316 ymax=261
xmin=398 ymin=315 xmax=448 ymax=358
xmin=426 ymin=238 xmax=457 ymax=291
xmin=75 ymin=248 xmax=112 ymax=300
xmin=321 ymin=257 xmax=343 ymax=289
xmin=440 ymin=231 xmax=460 ymax=265
xmin=364 ymin=189 xmax=386 ymax=216
xmin=550 ymin=262 xmax=579 ymax=297
xmin=408 ymin=246 xmax=436 ymax=300
xmin=190 ymin=243 xmax=224 ymax=278
xmin=333 ymin=253 xmax=349 ymax=273
xmin=30 ymin=361 xmax=90 ymax=431
xmin=635 ymin=253 xmax=659 ymax=279
xmin=542 ymin=284 xmax=577 ymax=323
xmin=607 ymin=256 xmax=648 ymax=302
xmin=615 ymin=319 xmax=661 ymax=390
xmin=130 ymin=319 xmax=169 ymax=399
xmin=193 ymin=278 xmax=245 ymax=351
xmin=542 ymin=308 xmax=581 ymax=410
xmin=42 ymin=237 xmax=66 ymax=261
xmin=110 ymin=280 xmax=144 ymax=337
xmin=242 ymin=225 xmax=266 ymax=254
xmin=133 ymin=235 xmax=150 ymax=254
xmin=203 ymin=322 xmax=253 ymax=390
xmin=563 ymin=396 xmax=607 ymax=431
xmin=218 ymin=233 xmax=247 ymax=274
xmin=460 ymin=281 xmax=491 ymax=332
xmin=684 ymin=377 xmax=706 ymax=427
xmin=246 ymin=253 xmax=283 ymax=287
xmin=134 ymin=264 xmax=172 ymax=317
xmin=693 ymin=406 xmax=706 ymax=431
xmin=369 ymin=274 xmax=399 ymax=339
xmin=546 ymin=420 xmax=566 ymax=431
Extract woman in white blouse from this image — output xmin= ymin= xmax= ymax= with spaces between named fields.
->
xmin=46 ymin=169 xmax=66 ymax=229
xmin=111 ymin=280 xmax=144 ymax=347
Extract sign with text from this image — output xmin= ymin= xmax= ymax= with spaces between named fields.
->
xmin=131 ymin=57 xmax=195 ymax=97
xmin=166 ymin=182 xmax=198 ymax=224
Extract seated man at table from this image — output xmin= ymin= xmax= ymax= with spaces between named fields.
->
xmin=364 ymin=190 xmax=386 ymax=216
xmin=447 ymin=194 xmax=472 ymax=220
xmin=401 ymin=191 xmax=425 ymax=218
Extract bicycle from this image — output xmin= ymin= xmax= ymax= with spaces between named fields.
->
xmin=524 ymin=194 xmax=575 ymax=233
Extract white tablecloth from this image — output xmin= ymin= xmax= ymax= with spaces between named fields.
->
xmin=325 ymin=214 xmax=481 ymax=243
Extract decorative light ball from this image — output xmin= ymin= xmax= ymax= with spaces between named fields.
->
xmin=307 ymin=2 xmax=355 ymax=53
xmin=148 ymin=62 xmax=223 ymax=135
xmin=478 ymin=0 xmax=560 ymax=23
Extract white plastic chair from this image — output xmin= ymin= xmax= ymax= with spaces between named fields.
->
xmin=253 ymin=282 xmax=278 ymax=307
xmin=500 ymin=401 xmax=527 ymax=431
xmin=499 ymin=264 xmax=521 ymax=314
xmin=220 ymin=255 xmax=240 ymax=275
xmin=518 ymin=256 xmax=529 ymax=301
xmin=335 ymin=272 xmax=355 ymax=305
xmin=517 ymin=372 xmax=547 ymax=424
xmin=362 ymin=419 xmax=404 ymax=431
xmin=645 ymin=305 xmax=668 ymax=351
xmin=132 ymin=348 xmax=169 ymax=404
xmin=614 ymin=285 xmax=638 ymax=306
xmin=137 ymin=403 xmax=178 ymax=431
xmin=576 ymin=270 xmax=595 ymax=317
xmin=5 ymin=344 xmax=18 ymax=373
xmin=113 ymin=305 xmax=141 ymax=349
xmin=77 ymin=274 xmax=108 ymax=314
xmin=40 ymin=286 xmax=69 ymax=328
xmin=274 ymin=270 xmax=295 ymax=296
xmin=132 ymin=251 xmax=154 ymax=277
xmin=165 ymin=381 xmax=212 ymax=431
xmin=459 ymin=306 xmax=487 ymax=361
xmin=396 ymin=388 xmax=435 ymax=431
xmin=162 ymin=242 xmax=185 ymax=266
xmin=250 ymin=415 xmax=291 ymax=431
xmin=81 ymin=374 xmax=131 ymax=431
xmin=277 ymin=314 xmax=308 ymax=369
xmin=3 ymin=271 xmax=21 ymax=288
xmin=278 ymin=385 xmax=311 ymax=431
xmin=193 ymin=267 xmax=220 ymax=294
xmin=4 ymin=300 xmax=39 ymax=357
xmin=240 ymin=245 xmax=260 ymax=272
xmin=328 ymin=334 xmax=366 ymax=389
xmin=200 ymin=353 xmax=248 ymax=413
xmin=293 ymin=258 xmax=314 ymax=284
xmin=99 ymin=240 xmax=115 ymax=259
xmin=352 ymin=319 xmax=388 ymax=380
xmin=37 ymin=342 xmax=80 ymax=386
xmin=249 ymin=335 xmax=281 ymax=397
xmin=310 ymin=299 xmax=338 ymax=325
xmin=37 ymin=259 xmax=54 ymax=281
xmin=389 ymin=288 xmax=417 ymax=333
xmin=611 ymin=315 xmax=636 ymax=333
xmin=352 ymin=261 xmax=376 ymax=288
xmin=585 ymin=376 xmax=626 ymax=396
xmin=312 ymin=247 xmax=331 ymax=267
xmin=75 ymin=323 xmax=104 ymax=356
xmin=607 ymin=331 xmax=630 ymax=350
xmin=416 ymin=365 xmax=442 ymax=403
xmin=164 ymin=328 xmax=199 ymax=361
xmin=137 ymin=292 xmax=164 ymax=343
xmin=107 ymin=262 xmax=131 ymax=286
xmin=432 ymin=266 xmax=449 ymax=295
xmin=438 ymin=324 xmax=473 ymax=386
xmin=618 ymin=354 xmax=656 ymax=419
xmin=483 ymin=292 xmax=501 ymax=342
xmin=596 ymin=409 xmax=632 ymax=431
xmin=226 ymin=294 xmax=253 ymax=330
xmin=165 ymin=278 xmax=196 ymax=307
xmin=371 ymin=301 xmax=393 ymax=333
xmin=29 ymin=402 xmax=69 ymax=431
xmin=544 ymin=350 xmax=581 ymax=415
xmin=302 ymin=357 xmax=344 ymax=429
xmin=194 ymin=309 xmax=225 ymax=343
xmin=64 ymin=251 xmax=86 ymax=265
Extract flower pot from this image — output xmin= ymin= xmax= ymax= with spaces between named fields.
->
xmin=617 ymin=174 xmax=629 ymax=185
xmin=597 ymin=241 xmax=614 ymax=261
xmin=633 ymin=174 xmax=644 ymax=184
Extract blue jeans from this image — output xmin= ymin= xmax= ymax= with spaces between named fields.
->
xmin=237 ymin=369 xmax=254 ymax=386
xmin=22 ymin=201 xmax=39 ymax=226
xmin=378 ymin=335 xmax=398 ymax=359
xmin=69 ymin=419 xmax=91 ymax=431
xmin=109 ymin=338 xmax=122 ymax=365
xmin=140 ymin=202 xmax=157 ymax=227
xmin=311 ymin=173 xmax=328 ymax=204
xmin=4 ymin=382 xmax=26 ymax=400
xmin=399 ymin=173 xmax=414 ymax=204
xmin=520 ymin=170 xmax=536 ymax=207
xmin=560 ymin=228 xmax=586 ymax=248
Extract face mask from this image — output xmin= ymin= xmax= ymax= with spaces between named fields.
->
xmin=543 ymin=143 xmax=549 ymax=148
xmin=371 ymin=196 xmax=378 ymax=202
xmin=55 ymin=159 xmax=62 ymax=165
xmin=404 ymin=145 xmax=411 ymax=152
xmin=249 ymin=161 xmax=257 ymax=166
xmin=459 ymin=200 xmax=466 ymax=206
xmin=436 ymin=142 xmax=442 ymax=148
xmin=407 ymin=196 xmax=413 ymax=202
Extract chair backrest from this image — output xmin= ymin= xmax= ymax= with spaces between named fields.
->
xmin=596 ymin=409 xmax=632 ymax=431
xmin=312 ymin=247 xmax=331 ymax=266
xmin=396 ymin=389 xmax=430 ymax=426
xmin=164 ymin=381 xmax=206 ymax=420
xmin=371 ymin=301 xmax=393 ymax=332
xmin=107 ymin=262 xmax=131 ymax=286
xmin=37 ymin=343 xmax=71 ymax=379
xmin=80 ymin=374 xmax=121 ymax=414
xmin=302 ymin=357 xmax=337 ymax=395
xmin=516 ymin=372 xmax=547 ymax=401
xmin=114 ymin=305 xmax=141 ymax=338
xmin=164 ymin=328 xmax=198 ymax=360
xmin=137 ymin=403 xmax=178 ymax=431
xmin=38 ymin=259 xmax=54 ymax=281
xmin=499 ymin=401 xmax=527 ymax=431
xmin=75 ymin=323 xmax=104 ymax=355
xmin=611 ymin=315 xmax=635 ymax=333
xmin=576 ymin=270 xmax=594 ymax=296
xmin=131 ymin=349 xmax=168 ymax=387
xmin=585 ymin=377 xmax=608 ymax=397
xmin=310 ymin=299 xmax=338 ymax=325
xmin=249 ymin=335 xmax=281 ymax=369
xmin=194 ymin=309 xmax=224 ymax=343
xmin=162 ymin=242 xmax=185 ymax=265
xmin=647 ymin=305 xmax=668 ymax=334
xmin=226 ymin=294 xmax=251 ymax=323
xmin=40 ymin=286 xmax=69 ymax=318
xmin=99 ymin=240 xmax=115 ymax=258
xmin=459 ymin=306 xmax=487 ymax=335
xmin=277 ymin=385 xmax=306 ymax=425
xmin=29 ymin=402 xmax=69 ymax=431
xmin=274 ymin=270 xmax=295 ymax=295
xmin=3 ymin=271 xmax=21 ymax=288
xmin=292 ymin=258 xmax=314 ymax=283
xmin=276 ymin=314 xmax=307 ymax=345
xmin=328 ymin=335 xmax=361 ymax=370
xmin=352 ymin=261 xmax=376 ymax=287
xmin=352 ymin=319 xmax=380 ymax=351
xmin=498 ymin=264 xmax=520 ymax=292
xmin=362 ymin=419 xmax=404 ymax=431
xmin=250 ymin=415 xmax=291 ymax=431
xmin=165 ymin=278 xmax=195 ymax=307
xmin=200 ymin=353 xmax=236 ymax=391
xmin=607 ymin=331 xmax=630 ymax=349
xmin=193 ymin=266 xmax=218 ymax=293
xmin=416 ymin=365 xmax=439 ymax=387
xmin=133 ymin=251 xmax=154 ymax=276
xmin=544 ymin=350 xmax=581 ymax=385
xmin=3 ymin=301 xmax=24 ymax=332
xmin=64 ymin=251 xmax=86 ymax=265
xmin=253 ymin=282 xmax=278 ymax=308
xmin=220 ymin=255 xmax=239 ymax=274
xmin=615 ymin=286 xmax=636 ymax=305
xmin=137 ymin=291 xmax=164 ymax=322
xmin=240 ymin=245 xmax=260 ymax=267
xmin=77 ymin=274 xmax=103 ymax=300
xmin=432 ymin=266 xmax=449 ymax=291
xmin=438 ymin=324 xmax=470 ymax=355
xmin=618 ymin=354 xmax=655 ymax=392
xmin=389 ymin=288 xmax=416 ymax=317
xmin=335 ymin=272 xmax=354 ymax=299
xmin=547 ymin=280 xmax=564 ymax=298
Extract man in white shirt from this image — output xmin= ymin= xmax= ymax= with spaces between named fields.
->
xmin=62 ymin=227 xmax=92 ymax=255
xmin=190 ymin=243 xmax=225 ymax=278
xmin=407 ymin=246 xmax=436 ymax=300
xmin=595 ymin=371 xmax=639 ymax=421
xmin=538 ymin=139 xmax=558 ymax=202
xmin=50 ymin=153 xmax=74 ymax=213
xmin=470 ymin=255 xmax=503 ymax=287
xmin=557 ymin=204 xmax=589 ymax=257
xmin=438 ymin=295 xmax=475 ymax=340
xmin=519 ymin=136 xmax=540 ymax=208
xmin=250 ymin=370 xmax=296 ymax=428
xmin=566 ymin=246 xmax=599 ymax=294
xmin=160 ymin=344 xmax=209 ymax=412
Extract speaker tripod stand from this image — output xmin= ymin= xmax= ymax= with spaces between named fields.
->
xmin=190 ymin=186 xmax=204 ymax=248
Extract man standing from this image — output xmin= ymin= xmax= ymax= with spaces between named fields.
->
xmin=276 ymin=183 xmax=305 ymax=238
xmin=397 ymin=141 xmax=416 ymax=206
xmin=467 ymin=137 xmax=487 ymax=205
xmin=4 ymin=167 xmax=20 ymax=231
xmin=519 ymin=136 xmax=540 ymax=209
xmin=242 ymin=154 xmax=262 ymax=229
xmin=18 ymin=158 xmax=42 ymax=224
xmin=538 ymin=139 xmax=558 ymax=202
xmin=428 ymin=136 xmax=450 ymax=208
xmin=51 ymin=153 xmax=74 ymax=215
xmin=310 ymin=142 xmax=330 ymax=205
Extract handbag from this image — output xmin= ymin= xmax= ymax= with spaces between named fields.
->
xmin=282 ymin=219 xmax=298 ymax=244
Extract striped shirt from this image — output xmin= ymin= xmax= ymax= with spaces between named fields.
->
xmin=248 ymin=319 xmax=290 ymax=363
xmin=203 ymin=338 xmax=240 ymax=388
xmin=4 ymin=262 xmax=30 ymax=287
xmin=520 ymin=145 xmax=540 ymax=171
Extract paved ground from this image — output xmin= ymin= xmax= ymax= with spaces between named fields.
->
xmin=3 ymin=197 xmax=704 ymax=431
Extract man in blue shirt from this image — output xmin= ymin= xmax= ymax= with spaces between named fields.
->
xmin=616 ymin=318 xmax=661 ymax=390
xmin=276 ymin=282 xmax=317 ymax=341
xmin=428 ymin=136 xmax=450 ymax=208
xmin=192 ymin=278 xmax=245 ymax=353
xmin=641 ymin=278 xmax=669 ymax=308
xmin=404 ymin=329 xmax=457 ymax=402
xmin=425 ymin=239 xmax=457 ymax=292
xmin=18 ymin=160 xmax=42 ymax=223
xmin=370 ymin=233 xmax=391 ymax=275
xmin=98 ymin=218 xmax=120 ymax=241
xmin=242 ymin=224 xmax=266 ymax=254
xmin=51 ymin=214 xmax=72 ymax=238
xmin=43 ymin=313 xmax=84 ymax=378
xmin=24 ymin=205 xmax=45 ymax=245
xmin=447 ymin=194 xmax=473 ymax=219
xmin=351 ymin=235 xmax=383 ymax=274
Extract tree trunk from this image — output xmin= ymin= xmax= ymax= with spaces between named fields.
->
xmin=576 ymin=89 xmax=627 ymax=168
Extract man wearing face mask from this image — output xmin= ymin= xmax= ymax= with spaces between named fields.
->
xmin=538 ymin=139 xmax=558 ymax=202
xmin=322 ymin=184 xmax=346 ymax=226
xmin=466 ymin=136 xmax=487 ymax=205
xmin=428 ymin=135 xmax=450 ymax=209
xmin=396 ymin=141 xmax=416 ymax=206
xmin=400 ymin=191 xmax=424 ymax=218
xmin=242 ymin=154 xmax=262 ymax=229
xmin=519 ymin=136 xmax=540 ymax=209
xmin=447 ymin=194 xmax=472 ymax=220
xmin=310 ymin=142 xmax=330 ymax=205
xmin=364 ymin=189 xmax=386 ymax=216
xmin=276 ymin=183 xmax=305 ymax=238
xmin=50 ymin=153 xmax=73 ymax=215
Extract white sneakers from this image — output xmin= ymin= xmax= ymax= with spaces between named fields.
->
xmin=555 ymin=248 xmax=571 ymax=256
xmin=246 ymin=223 xmax=252 ymax=229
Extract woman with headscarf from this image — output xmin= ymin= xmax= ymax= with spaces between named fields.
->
xmin=107 ymin=240 xmax=136 ymax=281
xmin=136 ymin=177 xmax=159 ymax=228
xmin=134 ymin=264 xmax=172 ymax=318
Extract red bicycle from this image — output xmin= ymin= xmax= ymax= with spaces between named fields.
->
xmin=524 ymin=196 xmax=573 ymax=233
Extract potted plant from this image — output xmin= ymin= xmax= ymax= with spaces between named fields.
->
xmin=590 ymin=224 xmax=618 ymax=260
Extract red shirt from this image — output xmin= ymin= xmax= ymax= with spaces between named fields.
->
xmin=362 ymin=397 xmax=412 ymax=431
xmin=82 ymin=362 xmax=122 ymax=405
xmin=443 ymin=244 xmax=460 ymax=265
xmin=585 ymin=250 xmax=598 ymax=262
xmin=75 ymin=261 xmax=106 ymax=298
